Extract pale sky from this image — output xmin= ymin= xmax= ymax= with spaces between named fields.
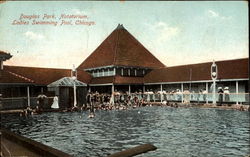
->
xmin=0 ymin=1 xmax=248 ymax=69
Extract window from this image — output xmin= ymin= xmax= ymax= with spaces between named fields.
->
xmin=91 ymin=67 xmax=116 ymax=77
xmin=123 ymin=68 xmax=128 ymax=76
xmin=92 ymin=70 xmax=97 ymax=77
xmin=116 ymin=68 xmax=122 ymax=76
xmin=104 ymin=69 xmax=109 ymax=76
xmin=137 ymin=69 xmax=143 ymax=76
xmin=99 ymin=69 xmax=103 ymax=77
xmin=130 ymin=68 xmax=135 ymax=76
xmin=109 ymin=68 xmax=114 ymax=76
xmin=97 ymin=70 xmax=100 ymax=77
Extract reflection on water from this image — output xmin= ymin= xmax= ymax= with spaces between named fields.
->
xmin=1 ymin=107 xmax=250 ymax=157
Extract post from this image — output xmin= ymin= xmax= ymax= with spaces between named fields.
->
xmin=236 ymin=81 xmax=239 ymax=105
xmin=211 ymin=60 xmax=217 ymax=105
xmin=27 ymin=86 xmax=30 ymax=107
xmin=111 ymin=84 xmax=115 ymax=105
xmin=114 ymin=67 xmax=116 ymax=76
xmin=181 ymin=83 xmax=183 ymax=103
xmin=72 ymin=64 xmax=77 ymax=107
xmin=213 ymin=80 xmax=216 ymax=104
xmin=143 ymin=85 xmax=145 ymax=93
xmin=206 ymin=82 xmax=208 ymax=104
xmin=73 ymin=81 xmax=77 ymax=107
xmin=128 ymin=85 xmax=131 ymax=95
xmin=160 ymin=84 xmax=163 ymax=102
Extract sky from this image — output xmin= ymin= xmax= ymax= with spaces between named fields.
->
xmin=0 ymin=1 xmax=248 ymax=69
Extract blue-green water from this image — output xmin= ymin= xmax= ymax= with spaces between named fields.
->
xmin=1 ymin=107 xmax=250 ymax=157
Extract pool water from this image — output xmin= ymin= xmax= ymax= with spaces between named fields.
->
xmin=1 ymin=106 xmax=250 ymax=157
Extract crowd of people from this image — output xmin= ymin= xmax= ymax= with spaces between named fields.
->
xmin=84 ymin=87 xmax=234 ymax=109
xmin=19 ymin=86 xmax=248 ymax=117
xmin=84 ymin=88 xmax=210 ymax=111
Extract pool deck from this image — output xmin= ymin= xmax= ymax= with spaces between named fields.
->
xmin=0 ymin=129 xmax=157 ymax=157
xmin=0 ymin=103 xmax=249 ymax=115
xmin=167 ymin=102 xmax=250 ymax=111
xmin=0 ymin=129 xmax=73 ymax=157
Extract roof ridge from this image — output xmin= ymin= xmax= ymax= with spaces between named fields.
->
xmin=125 ymin=31 xmax=166 ymax=68
xmin=166 ymin=57 xmax=249 ymax=68
xmin=77 ymin=27 xmax=118 ymax=70
xmin=7 ymin=70 xmax=35 ymax=83
xmin=4 ymin=65 xmax=71 ymax=70
xmin=78 ymin=24 xmax=167 ymax=69
xmin=113 ymin=24 xmax=121 ymax=65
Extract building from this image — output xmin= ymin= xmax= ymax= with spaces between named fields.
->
xmin=0 ymin=52 xmax=91 ymax=109
xmin=77 ymin=24 xmax=165 ymax=94
xmin=0 ymin=24 xmax=249 ymax=109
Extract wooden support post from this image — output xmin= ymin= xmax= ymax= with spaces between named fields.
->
xmin=111 ymin=84 xmax=114 ymax=105
xmin=206 ymin=82 xmax=208 ymax=104
xmin=236 ymin=81 xmax=239 ymax=105
xmin=129 ymin=85 xmax=131 ymax=95
xmin=181 ymin=83 xmax=184 ymax=103
xmin=27 ymin=86 xmax=30 ymax=107
xmin=160 ymin=84 xmax=163 ymax=103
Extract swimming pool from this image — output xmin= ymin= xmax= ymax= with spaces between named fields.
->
xmin=1 ymin=106 xmax=250 ymax=157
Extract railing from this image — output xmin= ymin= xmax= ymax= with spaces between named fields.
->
xmin=0 ymin=93 xmax=249 ymax=110
xmin=0 ymin=97 xmax=54 ymax=110
xmin=114 ymin=93 xmax=249 ymax=105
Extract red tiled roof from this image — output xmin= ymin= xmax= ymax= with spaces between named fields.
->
xmin=3 ymin=66 xmax=92 ymax=85
xmin=76 ymin=70 xmax=92 ymax=84
xmin=144 ymin=58 xmax=249 ymax=83
xmin=0 ymin=70 xmax=33 ymax=84
xmin=77 ymin=24 xmax=166 ymax=70
xmin=1 ymin=58 xmax=247 ymax=86
xmin=216 ymin=58 xmax=249 ymax=80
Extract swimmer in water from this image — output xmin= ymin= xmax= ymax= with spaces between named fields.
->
xmin=88 ymin=112 xmax=95 ymax=118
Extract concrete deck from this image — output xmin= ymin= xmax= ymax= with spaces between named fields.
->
xmin=0 ymin=129 xmax=72 ymax=157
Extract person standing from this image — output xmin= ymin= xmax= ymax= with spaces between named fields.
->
xmin=145 ymin=89 xmax=150 ymax=103
xmin=37 ymin=92 xmax=47 ymax=110
xmin=202 ymin=88 xmax=207 ymax=102
xmin=224 ymin=87 xmax=230 ymax=103
xmin=183 ymin=89 xmax=190 ymax=104
xmin=218 ymin=87 xmax=224 ymax=106
xmin=197 ymin=89 xmax=202 ymax=103
xmin=51 ymin=95 xmax=59 ymax=109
